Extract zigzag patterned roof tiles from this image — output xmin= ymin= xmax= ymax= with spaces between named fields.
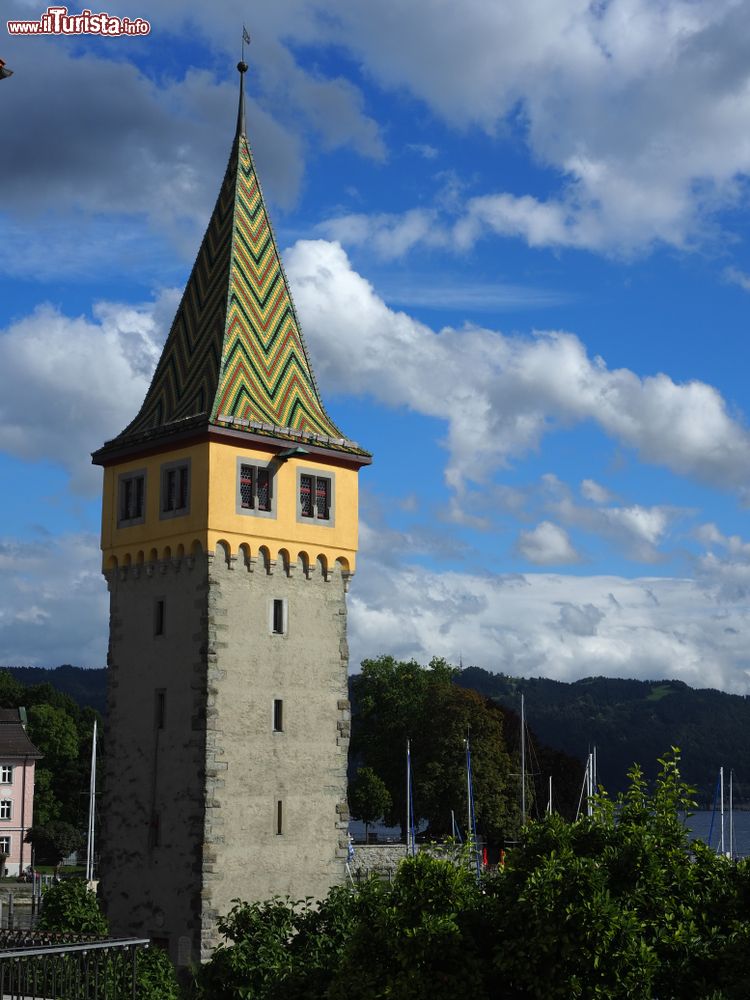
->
xmin=104 ymin=67 xmax=367 ymax=461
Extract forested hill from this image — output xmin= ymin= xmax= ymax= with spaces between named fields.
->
xmin=456 ymin=667 xmax=749 ymax=805
xmin=1 ymin=665 xmax=106 ymax=714
xmin=6 ymin=662 xmax=746 ymax=806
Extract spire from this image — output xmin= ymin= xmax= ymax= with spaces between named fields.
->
xmin=236 ymin=60 xmax=247 ymax=137
xmin=100 ymin=61 xmax=367 ymax=461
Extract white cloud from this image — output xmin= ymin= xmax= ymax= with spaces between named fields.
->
xmin=581 ymin=479 xmax=614 ymax=504
xmin=695 ymin=524 xmax=750 ymax=601
xmin=0 ymin=297 xmax=172 ymax=492
xmin=550 ymin=492 xmax=679 ymax=560
xmin=1 ymin=521 xmax=748 ymax=694
xmin=556 ymin=602 xmax=605 ymax=637
xmin=286 ymin=239 xmax=750 ymax=494
xmin=7 ymin=0 xmax=749 ymax=257
xmin=0 ymin=533 xmax=107 ymax=667
xmin=348 ymin=555 xmax=750 ymax=693
xmin=724 ymin=267 xmax=750 ymax=293
xmin=517 ymin=522 xmax=579 ymax=565
xmin=318 ymin=0 xmax=750 ymax=254
xmin=319 ymin=210 xmax=444 ymax=259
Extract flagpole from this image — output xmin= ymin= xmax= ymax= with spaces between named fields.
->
xmin=406 ymin=740 xmax=411 ymax=855
xmin=85 ymin=720 xmax=97 ymax=882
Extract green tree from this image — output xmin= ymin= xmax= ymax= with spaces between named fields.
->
xmin=419 ymin=683 xmax=517 ymax=841
xmin=351 ymin=655 xmax=517 ymax=841
xmin=26 ymin=821 xmax=83 ymax=865
xmin=193 ymin=888 xmax=360 ymax=1000
xmin=28 ymin=703 xmax=79 ymax=762
xmin=351 ymin=655 xmax=436 ymax=831
xmin=349 ymin=767 xmax=392 ymax=840
xmin=330 ymin=852 xmax=486 ymax=1000
xmin=482 ymin=749 xmax=750 ymax=998
xmin=0 ymin=670 xmax=24 ymax=707
xmin=31 ymin=768 xmax=62 ymax=827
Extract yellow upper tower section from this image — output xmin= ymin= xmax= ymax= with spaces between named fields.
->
xmin=92 ymin=62 xmax=370 ymax=573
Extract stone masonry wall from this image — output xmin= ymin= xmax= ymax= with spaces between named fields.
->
xmin=101 ymin=549 xmax=351 ymax=967
xmin=200 ymin=550 xmax=350 ymax=959
xmin=101 ymin=557 xmax=208 ymax=968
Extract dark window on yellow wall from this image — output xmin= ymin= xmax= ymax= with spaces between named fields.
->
xmin=272 ymin=599 xmax=284 ymax=635
xmin=155 ymin=689 xmax=166 ymax=730
xmin=299 ymin=474 xmax=330 ymax=519
xmin=118 ymin=471 xmax=146 ymax=526
xmin=161 ymin=462 xmax=190 ymax=516
xmin=273 ymin=699 xmax=283 ymax=732
xmin=296 ymin=468 xmax=335 ymax=525
xmin=154 ymin=599 xmax=165 ymax=636
xmin=276 ymin=800 xmax=283 ymax=836
xmin=239 ymin=465 xmax=272 ymax=512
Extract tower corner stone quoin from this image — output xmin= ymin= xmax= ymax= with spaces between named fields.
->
xmin=92 ymin=60 xmax=370 ymax=967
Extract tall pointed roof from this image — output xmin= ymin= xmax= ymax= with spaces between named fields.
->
xmin=96 ymin=62 xmax=367 ymax=463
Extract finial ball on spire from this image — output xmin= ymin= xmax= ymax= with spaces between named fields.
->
xmin=237 ymin=60 xmax=248 ymax=74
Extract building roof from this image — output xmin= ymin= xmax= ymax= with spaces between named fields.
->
xmin=0 ymin=709 xmax=42 ymax=759
xmin=94 ymin=62 xmax=369 ymax=466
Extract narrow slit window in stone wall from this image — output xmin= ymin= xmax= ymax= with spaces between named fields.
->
xmin=276 ymin=800 xmax=283 ymax=836
xmin=154 ymin=599 xmax=165 ymax=636
xmin=150 ymin=812 xmax=160 ymax=848
xmin=273 ymin=699 xmax=283 ymax=732
xmin=155 ymin=689 xmax=166 ymax=730
xmin=272 ymin=599 xmax=284 ymax=635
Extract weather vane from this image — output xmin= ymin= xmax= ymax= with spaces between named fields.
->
xmin=241 ymin=25 xmax=251 ymax=64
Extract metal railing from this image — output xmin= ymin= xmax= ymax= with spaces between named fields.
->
xmin=0 ymin=936 xmax=149 ymax=999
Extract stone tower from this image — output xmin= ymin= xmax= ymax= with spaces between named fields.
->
xmin=92 ymin=62 xmax=370 ymax=968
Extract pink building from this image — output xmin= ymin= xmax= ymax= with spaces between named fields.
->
xmin=0 ymin=709 xmax=42 ymax=876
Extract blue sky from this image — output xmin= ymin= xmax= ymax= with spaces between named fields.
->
xmin=3 ymin=0 xmax=750 ymax=690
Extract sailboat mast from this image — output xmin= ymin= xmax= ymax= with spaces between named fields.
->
xmin=729 ymin=769 xmax=734 ymax=860
xmin=587 ymin=752 xmax=593 ymax=817
xmin=466 ymin=738 xmax=472 ymax=847
xmin=547 ymin=775 xmax=552 ymax=815
xmin=720 ymin=766 xmax=725 ymax=856
xmin=521 ymin=693 xmax=526 ymax=826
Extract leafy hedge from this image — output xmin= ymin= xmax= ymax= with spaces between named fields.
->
xmin=193 ymin=751 xmax=750 ymax=1000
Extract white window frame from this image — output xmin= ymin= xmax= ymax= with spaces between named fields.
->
xmin=0 ymin=800 xmax=12 ymax=821
xmin=0 ymin=836 xmax=10 ymax=855
xmin=0 ymin=766 xmax=12 ymax=785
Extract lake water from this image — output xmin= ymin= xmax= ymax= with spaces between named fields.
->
xmin=686 ymin=810 xmax=750 ymax=858
xmin=352 ymin=811 xmax=750 ymax=858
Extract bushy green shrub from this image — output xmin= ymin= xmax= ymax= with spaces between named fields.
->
xmin=36 ymin=879 xmax=109 ymax=936
xmin=36 ymin=878 xmax=181 ymax=998
xmin=194 ymin=751 xmax=750 ymax=1000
